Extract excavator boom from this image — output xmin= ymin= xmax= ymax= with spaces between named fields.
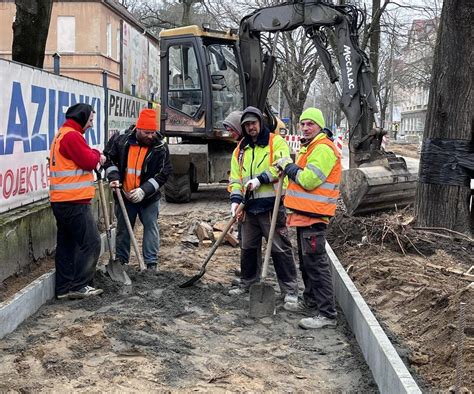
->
xmin=238 ymin=0 xmax=418 ymax=215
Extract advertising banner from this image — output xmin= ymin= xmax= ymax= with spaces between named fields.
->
xmin=122 ymin=21 xmax=149 ymax=99
xmin=107 ymin=89 xmax=147 ymax=138
xmin=0 ymin=59 xmax=104 ymax=213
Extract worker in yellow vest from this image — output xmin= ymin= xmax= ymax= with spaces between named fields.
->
xmin=49 ymin=103 xmax=106 ymax=300
xmin=228 ymin=106 xmax=298 ymax=301
xmin=104 ymin=109 xmax=172 ymax=271
xmin=274 ymin=107 xmax=341 ymax=329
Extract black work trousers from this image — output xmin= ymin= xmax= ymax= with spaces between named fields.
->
xmin=240 ymin=206 xmax=298 ymax=295
xmin=296 ymin=223 xmax=336 ymax=319
xmin=51 ymin=202 xmax=101 ymax=296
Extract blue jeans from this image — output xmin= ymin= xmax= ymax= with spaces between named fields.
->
xmin=115 ymin=199 xmax=160 ymax=266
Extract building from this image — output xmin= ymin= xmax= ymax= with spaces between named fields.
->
xmin=398 ymin=18 xmax=438 ymax=140
xmin=0 ymin=0 xmax=160 ymax=99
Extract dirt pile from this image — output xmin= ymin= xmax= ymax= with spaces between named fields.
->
xmin=327 ymin=208 xmax=473 ymax=391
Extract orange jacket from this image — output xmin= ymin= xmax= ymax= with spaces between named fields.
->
xmin=49 ymin=126 xmax=96 ymax=202
xmin=284 ymin=136 xmax=341 ymax=217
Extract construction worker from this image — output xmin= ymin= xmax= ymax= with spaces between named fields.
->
xmin=49 ymin=103 xmax=106 ymax=300
xmin=274 ymin=107 xmax=341 ymax=329
xmin=223 ymin=110 xmax=243 ymax=141
xmin=104 ymin=109 xmax=172 ymax=271
xmin=228 ymin=106 xmax=298 ymax=303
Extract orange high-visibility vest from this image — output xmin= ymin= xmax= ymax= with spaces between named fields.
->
xmin=49 ymin=127 xmax=95 ymax=202
xmin=284 ymin=136 xmax=341 ymax=217
xmin=123 ymin=145 xmax=149 ymax=192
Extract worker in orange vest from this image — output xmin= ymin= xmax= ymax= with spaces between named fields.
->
xmin=273 ymin=107 xmax=341 ymax=329
xmin=49 ymin=103 xmax=106 ymax=300
xmin=104 ymin=109 xmax=172 ymax=271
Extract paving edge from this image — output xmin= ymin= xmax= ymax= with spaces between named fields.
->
xmin=0 ymin=230 xmax=115 ymax=339
xmin=327 ymin=243 xmax=421 ymax=394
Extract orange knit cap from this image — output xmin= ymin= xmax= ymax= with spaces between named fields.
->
xmin=136 ymin=109 xmax=158 ymax=131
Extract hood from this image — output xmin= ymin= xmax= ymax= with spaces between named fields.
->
xmin=65 ymin=103 xmax=94 ymax=129
xmin=240 ymin=106 xmax=270 ymax=146
xmin=222 ymin=111 xmax=243 ymax=136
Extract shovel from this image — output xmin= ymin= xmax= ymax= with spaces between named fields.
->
xmin=114 ymin=187 xmax=146 ymax=271
xmin=249 ymin=175 xmax=284 ymax=318
xmin=179 ymin=189 xmax=251 ymax=288
xmin=95 ymin=170 xmax=132 ymax=285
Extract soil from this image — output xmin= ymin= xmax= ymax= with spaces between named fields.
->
xmin=0 ymin=185 xmax=375 ymax=392
xmin=1 ymin=181 xmax=472 ymax=392
xmin=386 ymin=142 xmax=420 ymax=159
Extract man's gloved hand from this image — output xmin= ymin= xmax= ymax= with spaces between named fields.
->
xmin=231 ymin=202 xmax=240 ymax=217
xmin=129 ymin=188 xmax=145 ymax=203
xmin=109 ymin=180 xmax=121 ymax=189
xmin=245 ymin=178 xmax=261 ymax=191
xmin=273 ymin=157 xmax=292 ymax=171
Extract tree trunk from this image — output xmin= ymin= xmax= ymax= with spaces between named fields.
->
xmin=12 ymin=0 xmax=53 ymax=68
xmin=369 ymin=0 xmax=380 ymax=97
xmin=414 ymin=0 xmax=473 ymax=234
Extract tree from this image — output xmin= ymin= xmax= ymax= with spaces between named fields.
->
xmin=414 ymin=0 xmax=473 ymax=234
xmin=12 ymin=0 xmax=53 ymax=68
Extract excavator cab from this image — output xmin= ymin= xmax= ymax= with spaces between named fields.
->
xmin=159 ymin=26 xmax=245 ymax=139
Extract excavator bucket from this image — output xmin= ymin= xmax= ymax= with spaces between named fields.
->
xmin=341 ymin=155 xmax=419 ymax=216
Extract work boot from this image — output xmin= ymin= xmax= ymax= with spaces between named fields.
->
xmin=283 ymin=293 xmax=298 ymax=305
xmin=228 ymin=287 xmax=248 ymax=296
xmin=283 ymin=299 xmax=317 ymax=314
xmin=68 ymin=286 xmax=103 ymax=300
xmin=298 ymin=315 xmax=337 ymax=329
xmin=146 ymin=263 xmax=157 ymax=271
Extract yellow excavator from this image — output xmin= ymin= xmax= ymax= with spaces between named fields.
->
xmin=158 ymin=0 xmax=418 ymax=215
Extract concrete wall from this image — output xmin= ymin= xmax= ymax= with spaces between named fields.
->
xmin=0 ymin=187 xmax=112 ymax=283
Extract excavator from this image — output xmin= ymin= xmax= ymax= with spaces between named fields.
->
xmin=159 ymin=0 xmax=418 ymax=215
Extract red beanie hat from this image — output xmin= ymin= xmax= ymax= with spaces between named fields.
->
xmin=136 ymin=109 xmax=157 ymax=131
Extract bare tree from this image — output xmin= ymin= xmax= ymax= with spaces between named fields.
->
xmin=12 ymin=0 xmax=53 ymax=68
xmin=414 ymin=0 xmax=473 ymax=234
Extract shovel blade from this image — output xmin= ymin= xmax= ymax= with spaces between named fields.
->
xmin=249 ymin=283 xmax=276 ymax=318
xmin=106 ymin=260 xmax=132 ymax=285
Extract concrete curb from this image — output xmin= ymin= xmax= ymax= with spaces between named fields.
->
xmin=327 ymin=243 xmax=421 ymax=393
xmin=0 ymin=230 xmax=115 ymax=339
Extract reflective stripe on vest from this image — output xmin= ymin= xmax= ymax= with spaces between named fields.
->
xmin=284 ymin=136 xmax=341 ymax=217
xmin=49 ymin=126 xmax=95 ymax=202
xmin=123 ymin=145 xmax=149 ymax=192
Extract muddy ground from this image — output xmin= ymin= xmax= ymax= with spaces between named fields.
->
xmin=0 ymin=185 xmax=376 ymax=392
xmin=1 ymin=179 xmax=472 ymax=392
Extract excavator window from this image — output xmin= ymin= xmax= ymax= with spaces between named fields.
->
xmin=167 ymin=44 xmax=203 ymax=117
xmin=207 ymin=43 xmax=244 ymax=129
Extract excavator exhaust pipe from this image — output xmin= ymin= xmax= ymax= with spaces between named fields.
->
xmin=340 ymin=155 xmax=419 ymax=216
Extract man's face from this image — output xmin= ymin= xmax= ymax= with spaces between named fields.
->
xmin=83 ymin=111 xmax=94 ymax=131
xmin=243 ymin=120 xmax=260 ymax=141
xmin=299 ymin=120 xmax=321 ymax=140
xmin=136 ymin=129 xmax=157 ymax=146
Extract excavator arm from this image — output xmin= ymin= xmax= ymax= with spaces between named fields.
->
xmin=239 ymin=0 xmax=418 ymax=215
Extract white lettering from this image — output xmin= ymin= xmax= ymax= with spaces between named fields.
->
xmin=343 ymin=45 xmax=355 ymax=90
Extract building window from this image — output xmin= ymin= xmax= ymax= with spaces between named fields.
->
xmin=57 ymin=16 xmax=75 ymax=53
xmin=106 ymin=23 xmax=112 ymax=57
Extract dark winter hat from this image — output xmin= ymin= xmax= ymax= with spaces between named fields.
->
xmin=241 ymin=114 xmax=259 ymax=125
xmin=65 ymin=103 xmax=94 ymax=128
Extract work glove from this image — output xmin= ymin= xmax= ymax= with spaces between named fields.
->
xmin=273 ymin=157 xmax=292 ymax=172
xmin=231 ymin=202 xmax=240 ymax=217
xmin=245 ymin=178 xmax=261 ymax=191
xmin=129 ymin=187 xmax=145 ymax=203
xmin=109 ymin=180 xmax=121 ymax=189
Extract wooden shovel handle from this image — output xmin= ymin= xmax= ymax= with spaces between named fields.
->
xmin=261 ymin=175 xmax=284 ymax=280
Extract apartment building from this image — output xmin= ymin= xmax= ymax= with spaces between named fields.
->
xmin=0 ymin=0 xmax=159 ymax=99
xmin=398 ymin=18 xmax=438 ymax=139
